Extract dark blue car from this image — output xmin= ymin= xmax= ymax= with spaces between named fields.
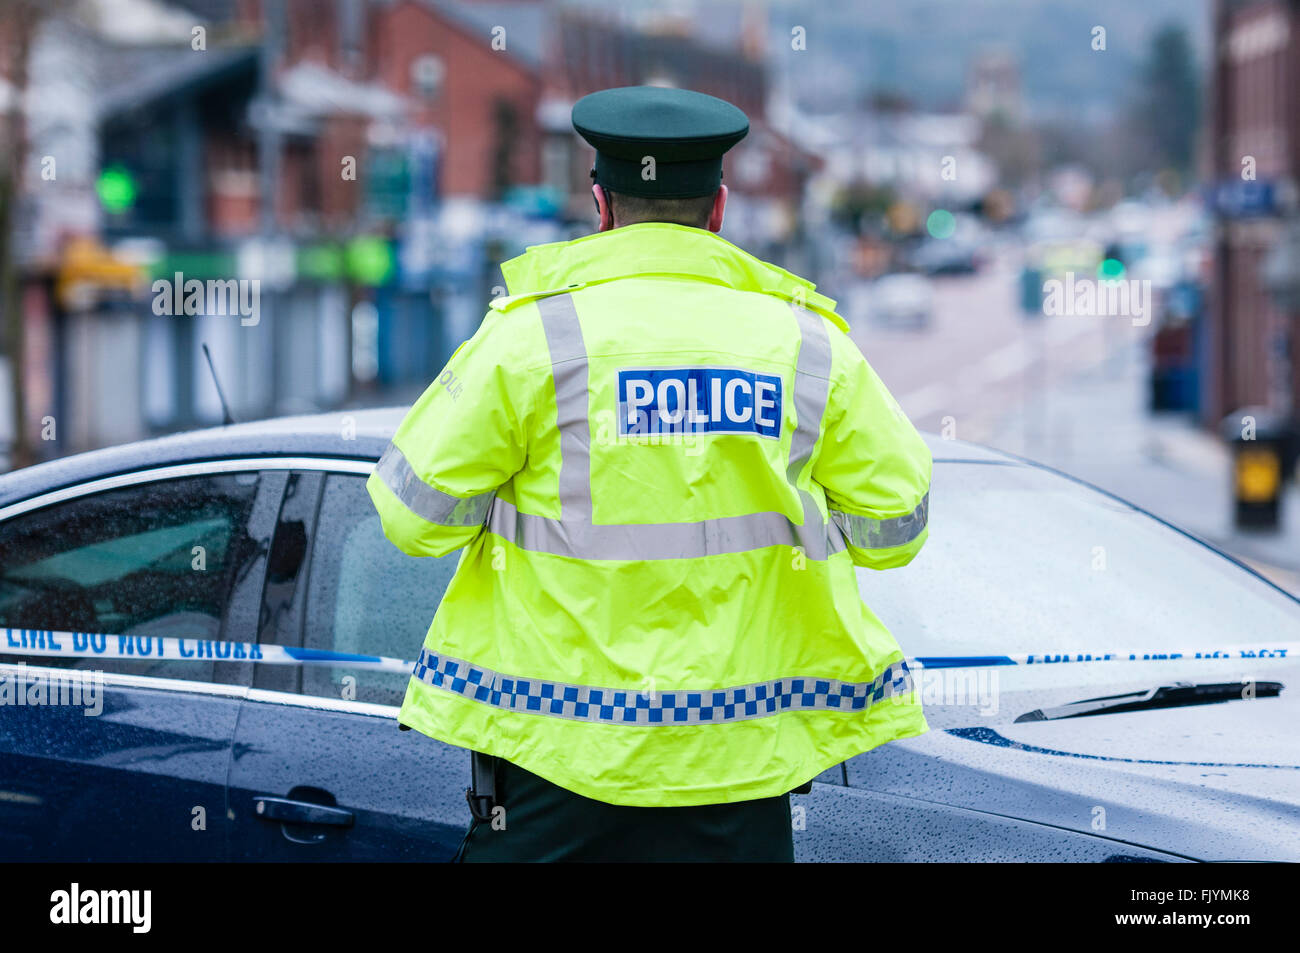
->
xmin=1 ymin=409 xmax=1297 ymax=861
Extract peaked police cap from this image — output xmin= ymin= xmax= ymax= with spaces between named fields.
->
xmin=572 ymin=86 xmax=750 ymax=199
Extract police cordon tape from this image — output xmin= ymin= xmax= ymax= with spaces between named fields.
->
xmin=0 ymin=628 xmax=1295 ymax=673
xmin=1 ymin=629 xmax=412 ymax=674
xmin=911 ymin=645 xmax=1295 ymax=667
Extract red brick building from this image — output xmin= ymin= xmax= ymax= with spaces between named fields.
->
xmin=533 ymin=7 xmax=819 ymax=231
xmin=366 ymin=1 xmax=542 ymax=198
xmin=223 ymin=0 xmax=809 ymax=219
xmin=220 ymin=0 xmax=543 ymax=217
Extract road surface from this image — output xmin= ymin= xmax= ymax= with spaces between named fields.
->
xmin=849 ymin=246 xmax=1300 ymax=595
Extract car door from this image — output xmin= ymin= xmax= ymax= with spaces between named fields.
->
xmin=0 ymin=464 xmax=283 ymax=860
xmin=227 ymin=466 xmax=468 ymax=860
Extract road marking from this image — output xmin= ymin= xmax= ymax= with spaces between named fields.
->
xmin=977 ymin=340 xmax=1033 ymax=384
xmin=1047 ymin=315 xmax=1100 ymax=344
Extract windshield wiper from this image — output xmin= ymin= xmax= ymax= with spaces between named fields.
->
xmin=1014 ymin=681 xmax=1283 ymax=722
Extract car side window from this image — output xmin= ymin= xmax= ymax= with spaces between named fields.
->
xmin=0 ymin=473 xmax=264 ymax=683
xmin=301 ymin=474 xmax=457 ymax=706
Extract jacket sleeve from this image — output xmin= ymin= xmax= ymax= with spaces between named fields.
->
xmin=367 ymin=310 xmax=534 ymax=557
xmin=813 ymin=336 xmax=932 ymax=569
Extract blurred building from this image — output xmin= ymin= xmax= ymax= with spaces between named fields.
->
xmin=530 ymin=6 xmax=817 ymax=255
xmin=3 ymin=0 xmax=818 ymax=460
xmin=1206 ymin=0 xmax=1300 ymax=427
xmin=368 ymin=1 xmax=543 ymax=199
xmin=967 ymin=49 xmax=1022 ymax=123
xmin=11 ymin=0 xmax=557 ymax=455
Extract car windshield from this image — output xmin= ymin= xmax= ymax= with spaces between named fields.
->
xmin=858 ymin=460 xmax=1300 ymax=657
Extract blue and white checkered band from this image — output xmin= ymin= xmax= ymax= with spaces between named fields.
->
xmin=411 ymin=648 xmax=916 ymax=726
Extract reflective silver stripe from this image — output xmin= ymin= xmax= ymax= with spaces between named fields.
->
xmin=831 ymin=491 xmax=930 ymax=550
xmin=787 ymin=303 xmax=832 ymax=480
xmin=788 ymin=303 xmax=836 ymax=560
xmin=486 ymin=292 xmax=842 ymax=561
xmin=375 ymin=443 xmax=495 ymax=527
xmin=537 ymin=293 xmax=591 ymax=519
xmin=412 ymin=646 xmax=916 ymax=725
xmin=489 ymin=498 xmax=815 ymax=561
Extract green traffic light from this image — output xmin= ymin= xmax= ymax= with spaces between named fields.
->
xmin=926 ymin=209 xmax=956 ymax=239
xmin=96 ymin=166 xmax=137 ymax=213
xmin=346 ymin=236 xmax=394 ymax=286
xmin=1098 ymin=257 xmax=1125 ymax=280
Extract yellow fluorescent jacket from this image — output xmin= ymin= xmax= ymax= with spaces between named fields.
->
xmin=368 ymin=222 xmax=932 ymax=806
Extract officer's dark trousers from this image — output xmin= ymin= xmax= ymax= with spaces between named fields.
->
xmin=458 ymin=758 xmax=795 ymax=862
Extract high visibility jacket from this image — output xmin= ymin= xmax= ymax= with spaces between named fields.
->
xmin=369 ymin=222 xmax=932 ymax=807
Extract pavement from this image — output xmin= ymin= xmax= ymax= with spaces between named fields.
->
xmin=849 ymin=241 xmax=1300 ymax=597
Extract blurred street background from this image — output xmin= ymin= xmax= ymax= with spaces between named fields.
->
xmin=2 ymin=0 xmax=1300 ymax=592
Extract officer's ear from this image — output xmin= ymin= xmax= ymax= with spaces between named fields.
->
xmin=592 ymin=184 xmax=614 ymax=232
xmin=708 ymin=185 xmax=728 ymax=233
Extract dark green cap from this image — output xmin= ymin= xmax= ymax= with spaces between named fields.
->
xmin=572 ymin=86 xmax=749 ymax=199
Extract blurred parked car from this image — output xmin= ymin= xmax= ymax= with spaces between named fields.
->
xmin=1130 ymin=244 xmax=1185 ymax=291
xmin=867 ymin=273 xmax=935 ymax=329
xmin=908 ymin=214 xmax=988 ymax=275
xmin=1023 ymin=208 xmax=1104 ymax=279
xmin=908 ymin=237 xmax=982 ymax=275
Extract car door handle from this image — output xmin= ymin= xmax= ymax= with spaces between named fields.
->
xmin=254 ymin=796 xmax=354 ymax=827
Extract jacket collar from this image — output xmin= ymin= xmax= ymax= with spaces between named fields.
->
xmin=497 ymin=223 xmax=844 ymax=330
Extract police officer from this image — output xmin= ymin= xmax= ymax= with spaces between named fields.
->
xmin=369 ymin=86 xmax=932 ymax=862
